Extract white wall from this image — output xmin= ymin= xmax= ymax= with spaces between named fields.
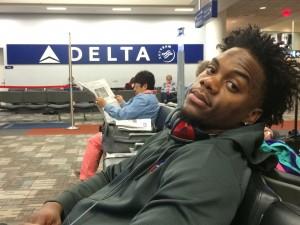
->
xmin=204 ymin=11 xmax=226 ymax=60
xmin=0 ymin=14 xmax=205 ymax=88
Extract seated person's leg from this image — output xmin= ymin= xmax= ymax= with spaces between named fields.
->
xmin=80 ymin=132 xmax=103 ymax=180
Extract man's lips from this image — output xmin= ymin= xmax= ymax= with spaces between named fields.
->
xmin=189 ymin=90 xmax=211 ymax=107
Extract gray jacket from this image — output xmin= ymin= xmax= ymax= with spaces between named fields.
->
xmin=53 ymin=123 xmax=269 ymax=225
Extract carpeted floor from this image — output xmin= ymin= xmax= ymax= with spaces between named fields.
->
xmin=0 ymin=134 xmax=90 ymax=224
xmin=25 ymin=124 xmax=100 ymax=135
xmin=0 ymin=122 xmax=69 ymax=129
xmin=0 ymin=110 xmax=104 ymax=225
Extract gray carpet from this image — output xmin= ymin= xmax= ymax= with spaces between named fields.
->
xmin=0 ymin=110 xmax=104 ymax=225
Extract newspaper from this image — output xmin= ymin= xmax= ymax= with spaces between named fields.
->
xmin=77 ymin=79 xmax=118 ymax=123
xmin=77 ymin=79 xmax=151 ymax=130
xmin=115 ymin=118 xmax=152 ymax=131
xmin=77 ymin=79 xmax=117 ymax=105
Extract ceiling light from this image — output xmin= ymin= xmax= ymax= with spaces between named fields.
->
xmin=46 ymin=7 xmax=67 ymax=11
xmin=112 ymin=8 xmax=132 ymax=11
xmin=174 ymin=8 xmax=194 ymax=12
xmin=259 ymin=6 xmax=267 ymax=10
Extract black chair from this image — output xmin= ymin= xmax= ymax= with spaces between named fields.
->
xmin=73 ymin=90 xmax=97 ymax=120
xmin=154 ymin=104 xmax=174 ymax=131
xmin=0 ymin=91 xmax=25 ymax=111
xmin=264 ymin=170 xmax=300 ymax=206
xmin=260 ymin=201 xmax=300 ymax=225
xmin=231 ymin=170 xmax=300 ymax=225
xmin=231 ymin=172 xmax=280 ymax=225
xmin=23 ymin=90 xmax=48 ymax=110
xmin=155 ymin=92 xmax=161 ymax=103
xmin=46 ymin=90 xmax=70 ymax=120
xmin=113 ymin=90 xmax=135 ymax=101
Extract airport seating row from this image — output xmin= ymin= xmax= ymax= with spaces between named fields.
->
xmin=0 ymin=89 xmax=162 ymax=110
xmin=0 ymin=89 xmax=163 ymax=121
xmin=0 ymin=89 xmax=97 ymax=120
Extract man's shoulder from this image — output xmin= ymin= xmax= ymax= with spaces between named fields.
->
xmin=176 ymin=138 xmax=237 ymax=159
xmin=164 ymin=140 xmax=239 ymax=177
xmin=135 ymin=93 xmax=157 ymax=100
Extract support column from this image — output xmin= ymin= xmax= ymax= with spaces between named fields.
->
xmin=292 ymin=30 xmax=300 ymax=51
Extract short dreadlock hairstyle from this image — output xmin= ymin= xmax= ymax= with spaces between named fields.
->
xmin=217 ymin=25 xmax=299 ymax=126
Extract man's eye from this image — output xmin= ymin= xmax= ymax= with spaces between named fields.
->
xmin=206 ymin=66 xmax=216 ymax=75
xmin=226 ymin=81 xmax=239 ymax=92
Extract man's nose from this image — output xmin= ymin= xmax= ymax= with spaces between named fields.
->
xmin=199 ymin=76 xmax=220 ymax=94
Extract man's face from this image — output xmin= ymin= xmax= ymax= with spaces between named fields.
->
xmin=182 ymin=47 xmax=265 ymax=131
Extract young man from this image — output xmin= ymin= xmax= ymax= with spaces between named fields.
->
xmin=24 ymin=26 xmax=298 ymax=225
xmin=79 ymin=70 xmax=160 ymax=180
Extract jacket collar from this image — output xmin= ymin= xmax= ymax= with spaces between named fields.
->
xmin=218 ymin=123 xmax=273 ymax=165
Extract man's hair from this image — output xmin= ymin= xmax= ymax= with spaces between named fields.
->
xmin=134 ymin=70 xmax=155 ymax=90
xmin=217 ymin=25 xmax=299 ymax=126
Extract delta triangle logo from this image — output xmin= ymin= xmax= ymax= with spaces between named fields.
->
xmin=39 ymin=45 xmax=60 ymax=63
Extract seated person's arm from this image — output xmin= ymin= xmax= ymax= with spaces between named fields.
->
xmin=24 ymin=172 xmax=109 ymax=225
xmin=25 ymin=155 xmax=137 ymax=225
xmin=104 ymin=95 xmax=148 ymax=120
xmin=115 ymin=95 xmax=126 ymax=106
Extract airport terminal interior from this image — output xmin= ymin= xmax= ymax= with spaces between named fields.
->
xmin=0 ymin=0 xmax=300 ymax=224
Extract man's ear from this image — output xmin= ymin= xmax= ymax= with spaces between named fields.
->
xmin=245 ymin=108 xmax=263 ymax=125
xmin=142 ymin=83 xmax=148 ymax=90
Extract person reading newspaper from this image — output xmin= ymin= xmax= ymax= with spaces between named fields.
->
xmin=24 ymin=26 xmax=298 ymax=225
xmin=77 ymin=70 xmax=159 ymax=180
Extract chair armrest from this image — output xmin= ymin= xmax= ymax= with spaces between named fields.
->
xmin=129 ymin=132 xmax=156 ymax=137
xmin=129 ymin=143 xmax=145 ymax=152
xmin=105 ymin=152 xmax=137 ymax=158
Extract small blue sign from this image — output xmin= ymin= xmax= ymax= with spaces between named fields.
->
xmin=7 ymin=44 xmax=203 ymax=65
xmin=195 ymin=0 xmax=218 ymax=28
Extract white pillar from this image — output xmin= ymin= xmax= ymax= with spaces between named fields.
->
xmin=292 ymin=31 xmax=300 ymax=51
xmin=0 ymin=48 xmax=4 ymax=88
xmin=177 ymin=44 xmax=185 ymax=107
xmin=203 ymin=10 xmax=227 ymax=60
xmin=292 ymin=20 xmax=300 ymax=50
